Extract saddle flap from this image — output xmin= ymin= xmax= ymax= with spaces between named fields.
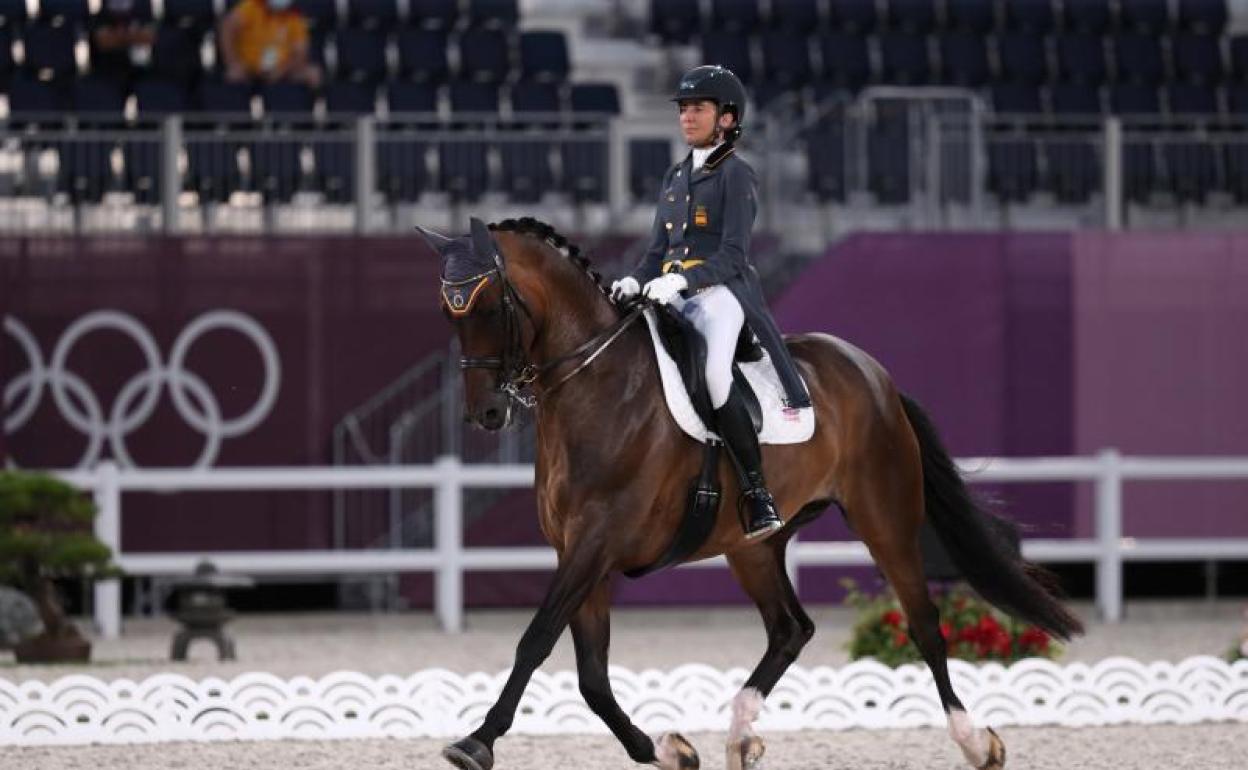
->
xmin=654 ymin=305 xmax=762 ymax=432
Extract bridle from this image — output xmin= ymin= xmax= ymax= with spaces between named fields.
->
xmin=443 ymin=234 xmax=645 ymax=410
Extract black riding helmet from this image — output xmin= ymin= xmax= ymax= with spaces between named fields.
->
xmin=671 ymin=65 xmax=747 ymax=143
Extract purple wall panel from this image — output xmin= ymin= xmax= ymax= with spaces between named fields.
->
xmin=1072 ymin=232 xmax=1248 ymax=537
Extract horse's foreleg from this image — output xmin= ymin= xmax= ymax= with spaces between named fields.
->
xmin=570 ymin=578 xmax=698 ymax=769
xmin=441 ymin=547 xmax=607 ymax=770
xmin=723 ymin=537 xmax=815 ymax=770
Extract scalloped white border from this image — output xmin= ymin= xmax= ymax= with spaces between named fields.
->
xmin=2 ymin=656 xmax=1245 ymax=745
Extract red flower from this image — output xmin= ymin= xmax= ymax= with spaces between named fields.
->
xmin=940 ymin=623 xmax=952 ymax=640
xmin=882 ymin=610 xmax=903 ymax=628
xmin=893 ymin=631 xmax=909 ymax=648
xmin=1019 ymin=626 xmax=1051 ymax=653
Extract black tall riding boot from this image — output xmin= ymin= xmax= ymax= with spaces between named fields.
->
xmin=714 ymin=388 xmax=784 ymax=540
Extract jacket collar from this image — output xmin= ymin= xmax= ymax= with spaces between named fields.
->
xmin=680 ymin=143 xmax=735 ymax=184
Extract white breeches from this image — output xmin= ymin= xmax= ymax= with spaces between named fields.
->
xmin=672 ymin=285 xmax=745 ymax=409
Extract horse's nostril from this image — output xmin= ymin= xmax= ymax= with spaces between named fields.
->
xmin=483 ymin=408 xmax=502 ymax=424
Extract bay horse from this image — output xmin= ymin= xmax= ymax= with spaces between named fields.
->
xmin=426 ymin=217 xmax=1082 ymax=770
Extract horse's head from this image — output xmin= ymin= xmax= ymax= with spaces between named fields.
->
xmin=420 ymin=218 xmax=539 ymax=431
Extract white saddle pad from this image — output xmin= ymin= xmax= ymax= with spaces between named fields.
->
xmin=643 ymin=309 xmax=815 ymax=445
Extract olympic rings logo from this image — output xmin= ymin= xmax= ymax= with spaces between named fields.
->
xmin=4 ymin=309 xmax=281 ymax=469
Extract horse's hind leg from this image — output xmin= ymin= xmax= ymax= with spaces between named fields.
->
xmin=723 ymin=528 xmax=817 ymax=770
xmin=570 ymin=577 xmax=697 ymax=770
xmin=849 ymin=473 xmax=1006 ymax=769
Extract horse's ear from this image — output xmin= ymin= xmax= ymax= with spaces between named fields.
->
xmin=414 ymin=224 xmax=455 ymax=255
xmin=469 ymin=217 xmax=502 ymax=269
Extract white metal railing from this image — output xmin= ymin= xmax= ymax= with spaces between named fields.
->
xmin=55 ymin=449 xmax=1248 ymax=639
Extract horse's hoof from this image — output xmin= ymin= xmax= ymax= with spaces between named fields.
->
xmin=655 ymin=732 xmax=700 ymax=769
xmin=726 ymin=734 xmax=765 ymax=770
xmin=442 ymin=736 xmax=494 ymax=770
xmin=979 ymin=727 xmax=1006 ymax=769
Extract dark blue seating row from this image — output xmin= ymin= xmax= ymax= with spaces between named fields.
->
xmin=0 ymin=0 xmax=517 ymax=31
xmin=700 ymin=30 xmax=1248 ymax=91
xmin=652 ymin=0 xmax=1228 ymax=41
xmin=0 ymin=26 xmax=570 ymax=88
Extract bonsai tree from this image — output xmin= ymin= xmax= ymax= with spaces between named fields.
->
xmin=0 ymin=470 xmax=121 ymax=662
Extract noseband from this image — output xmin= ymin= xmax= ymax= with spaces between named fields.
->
xmin=442 ymin=241 xmax=643 ymax=410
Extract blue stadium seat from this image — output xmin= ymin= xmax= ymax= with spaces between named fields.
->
xmin=996 ymin=33 xmax=1048 ymax=84
xmin=0 ymin=27 xmax=13 ymax=90
xmin=1004 ymin=0 xmax=1056 ymax=33
xmin=879 ymin=33 xmax=930 ymax=84
xmin=769 ymin=0 xmax=818 ymax=31
xmin=149 ymin=26 xmax=204 ymax=87
xmin=500 ymin=138 xmax=553 ymax=202
xmin=887 ymin=0 xmax=937 ymax=32
xmin=294 ymin=0 xmax=336 ymax=32
xmin=23 ymin=23 xmax=78 ymax=82
xmin=64 ymin=77 xmax=125 ymax=201
xmin=509 ymin=80 xmax=560 ymax=126
xmin=458 ymin=28 xmax=510 ymax=83
xmin=1055 ymin=35 xmax=1107 ymax=85
xmin=1226 ymin=84 xmax=1248 ymax=202
xmin=1065 ymin=0 xmax=1111 ymax=34
xmin=1045 ymin=84 xmax=1103 ymax=203
xmin=0 ymin=0 xmax=26 ymax=29
xmin=9 ymin=76 xmax=65 ymax=126
xmin=701 ymin=31 xmax=752 ymax=83
xmin=98 ymin=0 xmax=153 ymax=21
xmin=762 ymin=31 xmax=812 ymax=88
xmin=39 ymin=0 xmax=89 ymax=27
xmin=805 ymin=100 xmax=850 ymax=202
xmin=709 ymin=0 xmax=759 ymax=32
xmin=1111 ymin=85 xmax=1161 ymax=202
xmin=315 ymin=83 xmax=376 ymax=201
xmin=1164 ymin=84 xmax=1220 ymax=201
xmin=867 ymin=99 xmax=910 ymax=203
xmin=467 ymin=0 xmax=519 ymax=28
xmin=946 ymin=0 xmax=995 ymax=32
xmin=819 ymin=32 xmax=871 ymax=88
xmin=1233 ymin=37 xmax=1248 ymax=81
xmin=256 ymin=84 xmax=314 ymax=201
xmin=163 ymin=0 xmax=215 ymax=31
xmin=386 ymin=81 xmax=439 ymax=113
xmin=348 ymin=0 xmax=399 ymax=30
xmin=379 ymin=83 xmax=434 ymax=201
xmin=135 ymin=78 xmax=188 ymax=113
xmin=1178 ymin=0 xmax=1227 ymax=33
xmin=188 ymin=82 xmax=251 ymax=201
xmin=562 ymin=83 xmax=619 ymax=203
xmin=649 ymin=0 xmax=699 ymax=43
xmin=519 ymin=31 xmax=569 ymax=82
xmin=441 ymin=83 xmax=498 ymax=200
xmin=1229 ymin=84 xmax=1248 ymax=113
xmin=1173 ymin=34 xmax=1224 ymax=84
xmin=827 ymin=0 xmax=877 ymax=32
xmin=629 ymin=138 xmax=671 ymax=201
xmin=1114 ymin=34 xmax=1165 ymax=84
xmin=409 ymin=0 xmax=458 ymax=30
xmin=397 ymin=29 xmax=449 ymax=82
xmin=335 ymin=28 xmax=388 ymax=84
xmin=1120 ymin=0 xmax=1170 ymax=32
xmin=990 ymin=84 xmax=1044 ymax=114
xmin=939 ymin=33 xmax=989 ymax=86
xmin=1050 ymin=83 xmax=1102 ymax=115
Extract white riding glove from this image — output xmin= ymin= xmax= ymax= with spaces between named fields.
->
xmin=643 ymin=273 xmax=688 ymax=305
xmin=610 ymin=276 xmax=641 ymax=302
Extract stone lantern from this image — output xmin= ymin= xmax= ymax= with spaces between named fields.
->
xmin=168 ymin=560 xmax=254 ymax=661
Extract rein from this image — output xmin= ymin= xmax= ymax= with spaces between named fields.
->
xmin=446 ymin=266 xmax=645 ymax=410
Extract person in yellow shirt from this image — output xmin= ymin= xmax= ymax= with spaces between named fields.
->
xmin=219 ymin=0 xmax=322 ymax=87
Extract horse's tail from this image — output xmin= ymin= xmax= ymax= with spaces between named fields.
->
xmin=899 ymin=393 xmax=1085 ymax=641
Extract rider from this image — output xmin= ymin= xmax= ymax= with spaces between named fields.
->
xmin=611 ymin=65 xmax=810 ymax=541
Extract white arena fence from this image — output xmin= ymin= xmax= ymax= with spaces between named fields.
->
xmin=56 ymin=450 xmax=1248 ymax=639
xmin=3 ymin=657 xmax=1246 ymax=746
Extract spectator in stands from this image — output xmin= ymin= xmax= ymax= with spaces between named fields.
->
xmin=219 ymin=0 xmax=322 ymax=88
xmin=89 ymin=0 xmax=157 ymax=85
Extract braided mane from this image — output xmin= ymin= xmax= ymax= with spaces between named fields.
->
xmin=489 ymin=217 xmax=610 ymax=299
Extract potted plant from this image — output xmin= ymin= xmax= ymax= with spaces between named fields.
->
xmin=842 ymin=578 xmax=1062 ymax=667
xmin=0 ymin=470 xmax=121 ymax=663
